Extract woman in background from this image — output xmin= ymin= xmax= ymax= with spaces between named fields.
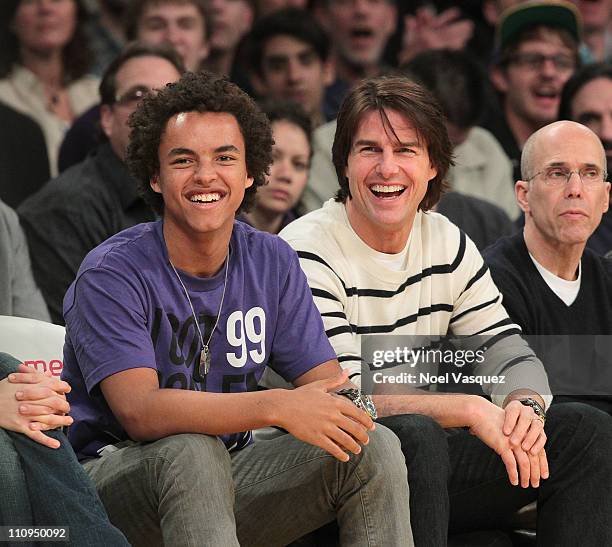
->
xmin=241 ymin=101 xmax=312 ymax=234
xmin=0 ymin=0 xmax=99 ymax=176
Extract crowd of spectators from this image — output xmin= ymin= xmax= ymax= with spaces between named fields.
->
xmin=2 ymin=0 xmax=612 ymax=543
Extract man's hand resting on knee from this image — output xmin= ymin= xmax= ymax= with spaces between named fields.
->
xmin=468 ymin=396 xmax=548 ymax=489
xmin=273 ymin=371 xmax=375 ymax=462
xmin=1 ymin=363 xmax=73 ymax=448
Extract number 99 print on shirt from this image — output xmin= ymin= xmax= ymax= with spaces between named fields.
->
xmin=62 ymin=220 xmax=337 ymax=460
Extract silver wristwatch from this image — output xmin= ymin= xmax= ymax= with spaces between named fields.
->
xmin=336 ymin=388 xmax=378 ymax=420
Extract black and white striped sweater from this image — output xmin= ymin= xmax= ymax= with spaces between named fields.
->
xmin=277 ymin=200 xmax=551 ymax=407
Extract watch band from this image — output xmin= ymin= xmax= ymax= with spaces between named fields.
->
xmin=336 ymin=388 xmax=378 ymax=420
xmin=519 ymin=397 xmax=546 ymax=424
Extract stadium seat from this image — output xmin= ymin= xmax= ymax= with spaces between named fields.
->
xmin=0 ymin=315 xmax=65 ymax=376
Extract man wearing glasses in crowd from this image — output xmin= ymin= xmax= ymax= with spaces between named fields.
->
xmin=18 ymin=43 xmax=183 ymax=324
xmin=486 ymin=1 xmax=581 ymax=182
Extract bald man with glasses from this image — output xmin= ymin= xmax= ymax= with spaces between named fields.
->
xmin=485 ymin=120 xmax=612 ymax=415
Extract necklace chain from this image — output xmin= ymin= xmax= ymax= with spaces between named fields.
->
xmin=169 ymin=247 xmax=230 ymax=376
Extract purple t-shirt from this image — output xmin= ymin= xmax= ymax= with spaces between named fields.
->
xmin=62 ymin=220 xmax=335 ymax=461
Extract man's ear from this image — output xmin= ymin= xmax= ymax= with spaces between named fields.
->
xmin=482 ymin=0 xmax=501 ymax=26
xmin=198 ymin=40 xmax=210 ymax=68
xmin=245 ymin=175 xmax=254 ymax=189
xmin=383 ymin=1 xmax=398 ymax=37
xmin=428 ymin=161 xmax=438 ymax=184
xmin=250 ymin=71 xmax=266 ymax=96
xmin=323 ymin=59 xmax=335 ymax=86
xmin=99 ymin=104 xmax=114 ymax=140
xmin=490 ymin=65 xmax=509 ymax=94
xmin=239 ymin=4 xmax=255 ymax=35
xmin=515 ymin=180 xmax=530 ymax=213
xmin=150 ymin=173 xmax=162 ymax=194
xmin=314 ymin=3 xmax=331 ymax=33
xmin=603 ymin=182 xmax=611 ymax=212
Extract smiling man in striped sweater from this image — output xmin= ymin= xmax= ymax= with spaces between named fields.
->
xmin=264 ymin=76 xmax=612 ymax=546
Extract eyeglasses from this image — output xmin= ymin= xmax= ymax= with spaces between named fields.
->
xmin=528 ymin=166 xmax=607 ymax=188
xmin=114 ymin=87 xmax=154 ymax=108
xmin=507 ymin=53 xmax=575 ymax=72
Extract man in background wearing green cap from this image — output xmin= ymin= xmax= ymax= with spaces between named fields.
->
xmin=485 ymin=0 xmax=582 ymax=182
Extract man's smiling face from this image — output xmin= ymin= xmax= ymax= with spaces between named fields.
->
xmin=151 ymin=111 xmax=253 ymax=239
xmin=493 ymin=32 xmax=576 ymax=129
xmin=345 ymin=108 xmax=437 ymax=251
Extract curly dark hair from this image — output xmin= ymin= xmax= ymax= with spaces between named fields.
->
xmin=333 ymin=76 xmax=453 ymax=211
xmin=127 ymin=71 xmax=273 ymax=215
xmin=0 ymin=0 xmax=92 ymax=81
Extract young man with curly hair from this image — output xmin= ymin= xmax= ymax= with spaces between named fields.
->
xmin=60 ymin=71 xmax=412 ymax=546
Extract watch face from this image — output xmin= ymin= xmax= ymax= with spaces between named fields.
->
xmin=337 ymin=389 xmax=377 ymax=420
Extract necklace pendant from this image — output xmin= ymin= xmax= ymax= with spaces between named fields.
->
xmin=200 ymin=346 xmax=211 ymax=376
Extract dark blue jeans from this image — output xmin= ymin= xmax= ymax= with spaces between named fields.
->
xmin=380 ymin=402 xmax=612 ymax=547
xmin=0 ymin=352 xmax=128 ymax=546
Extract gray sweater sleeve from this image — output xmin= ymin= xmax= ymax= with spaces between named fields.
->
xmin=0 ymin=201 xmax=50 ymax=322
xmin=472 ymin=333 xmax=553 ymax=409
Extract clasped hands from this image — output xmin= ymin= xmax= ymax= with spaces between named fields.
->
xmin=0 ymin=363 xmax=72 ymax=449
